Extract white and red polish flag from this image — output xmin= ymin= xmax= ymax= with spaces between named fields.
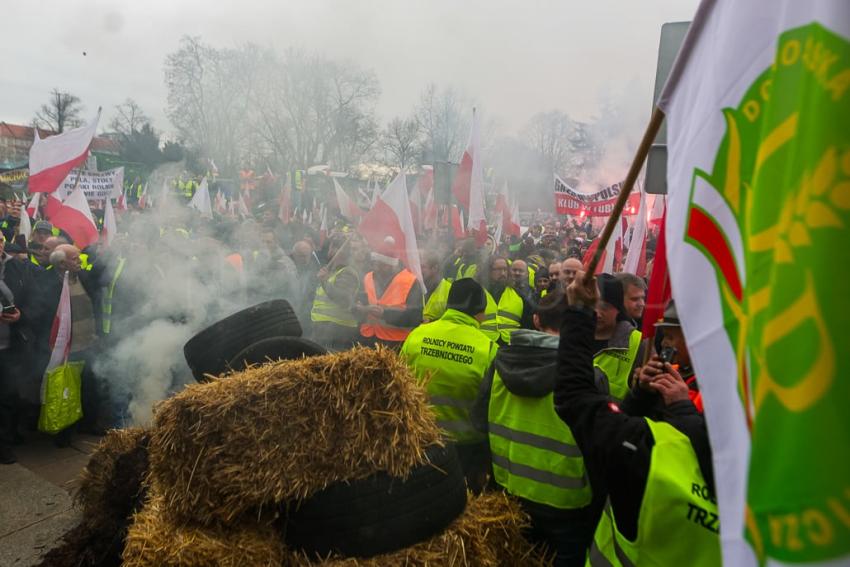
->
xmin=49 ymin=186 xmax=99 ymax=248
xmin=423 ymin=186 xmax=437 ymax=231
xmin=29 ymin=110 xmax=101 ymax=194
xmin=26 ymin=192 xmax=41 ymax=219
xmin=622 ymin=188 xmax=648 ymax=276
xmin=451 ymin=109 xmax=488 ymax=244
xmin=496 ymin=181 xmax=521 ymax=237
xmin=101 ymin=197 xmax=117 ymax=246
xmin=358 ymin=172 xmax=422 ymax=283
xmin=45 ymin=272 xmax=72 ymax=375
xmin=333 ymin=178 xmax=363 ymax=223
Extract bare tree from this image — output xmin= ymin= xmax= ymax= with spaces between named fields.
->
xmin=521 ymin=110 xmax=576 ymax=177
xmin=110 ymin=98 xmax=150 ymax=140
xmin=33 ymin=89 xmax=83 ymax=133
xmin=252 ymin=49 xmax=381 ymax=171
xmin=415 ymin=84 xmax=470 ymax=163
xmin=164 ymin=36 xmax=260 ymax=176
xmin=381 ymin=116 xmax=421 ymax=169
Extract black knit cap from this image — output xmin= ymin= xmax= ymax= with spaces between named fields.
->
xmin=447 ymin=278 xmax=487 ymax=317
xmin=597 ymin=273 xmax=627 ymax=318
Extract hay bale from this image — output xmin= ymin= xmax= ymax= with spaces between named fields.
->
xmin=122 ymin=493 xmax=285 ymax=567
xmin=292 ymin=492 xmax=552 ymax=567
xmin=122 ymin=491 xmax=550 ymax=567
xmin=148 ymin=346 xmax=442 ymax=524
xmin=76 ymin=427 xmax=150 ymax=523
xmin=36 ymin=427 xmax=152 ymax=567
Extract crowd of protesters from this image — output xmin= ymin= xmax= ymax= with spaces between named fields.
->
xmin=0 ymin=188 xmax=713 ymax=566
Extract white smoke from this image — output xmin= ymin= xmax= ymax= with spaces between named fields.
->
xmin=92 ymin=163 xmax=297 ymax=425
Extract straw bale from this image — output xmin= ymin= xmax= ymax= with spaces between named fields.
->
xmin=148 ymin=346 xmax=442 ymax=524
xmin=76 ymin=427 xmax=150 ymax=522
xmin=36 ymin=428 xmax=152 ymax=567
xmin=288 ymin=492 xmax=552 ymax=566
xmin=122 ymin=493 xmax=285 ymax=567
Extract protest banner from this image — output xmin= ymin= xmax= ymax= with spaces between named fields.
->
xmin=554 ymin=175 xmax=641 ymax=217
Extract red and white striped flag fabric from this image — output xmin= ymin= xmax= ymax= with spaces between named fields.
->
xmin=45 ymin=272 xmax=72 ymax=374
xmin=423 ymin=187 xmax=437 ymax=231
xmin=48 ymin=186 xmax=99 ymax=249
xmin=26 ymin=192 xmax=41 ymax=219
xmin=101 ymin=197 xmax=117 ymax=246
xmin=29 ymin=110 xmax=101 ymax=194
xmin=358 ymin=172 xmax=422 ymax=283
xmin=334 ymin=178 xmax=363 ymax=222
xmin=623 ymin=189 xmax=648 ymax=276
xmin=451 ymin=109 xmax=487 ymax=242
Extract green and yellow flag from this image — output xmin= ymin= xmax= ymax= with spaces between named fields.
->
xmin=659 ymin=1 xmax=850 ymax=565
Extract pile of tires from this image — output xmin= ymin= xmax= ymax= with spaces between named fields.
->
xmin=183 ymin=300 xmax=308 ymax=382
xmin=283 ymin=444 xmax=467 ymax=558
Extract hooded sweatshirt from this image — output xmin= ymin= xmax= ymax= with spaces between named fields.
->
xmin=470 ymin=328 xmax=559 ymax=435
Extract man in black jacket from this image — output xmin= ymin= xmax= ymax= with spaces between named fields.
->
xmin=0 ymin=233 xmax=36 ymax=463
xmin=472 ymin=293 xmax=598 ymax=566
xmin=554 ymin=273 xmax=718 ymax=565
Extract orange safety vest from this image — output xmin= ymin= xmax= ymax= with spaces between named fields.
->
xmin=225 ymin=253 xmax=244 ymax=272
xmin=360 ymin=269 xmax=418 ymax=342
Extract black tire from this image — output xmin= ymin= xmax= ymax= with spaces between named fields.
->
xmin=183 ymin=300 xmax=302 ymax=382
xmin=283 ymin=444 xmax=467 ymax=559
xmin=227 ymin=337 xmax=327 ymax=370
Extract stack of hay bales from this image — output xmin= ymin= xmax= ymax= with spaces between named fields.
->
xmin=37 ymin=428 xmax=150 ymax=567
xmin=108 ymin=346 xmax=550 ymax=566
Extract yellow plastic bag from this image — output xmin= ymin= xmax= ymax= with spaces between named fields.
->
xmin=38 ymin=361 xmax=84 ymax=434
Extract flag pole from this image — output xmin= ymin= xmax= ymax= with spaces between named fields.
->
xmin=584 ymin=106 xmax=666 ymax=281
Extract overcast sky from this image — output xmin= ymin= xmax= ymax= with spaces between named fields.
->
xmin=5 ymin=0 xmax=698 ymax=137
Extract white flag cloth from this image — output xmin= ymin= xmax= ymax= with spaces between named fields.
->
xmin=18 ymin=206 xmax=32 ymax=245
xmin=26 ymin=192 xmax=40 ymax=219
xmin=623 ymin=189 xmax=647 ymax=275
xmin=452 ymin=109 xmax=487 ymax=236
xmin=659 ymin=1 xmax=850 ymax=566
xmin=188 ymin=177 xmax=213 ymax=218
xmin=334 ymin=178 xmax=362 ymax=222
xmin=101 ymin=198 xmax=117 ymax=246
xmin=29 ymin=110 xmax=100 ymax=193
xmin=45 ymin=272 xmax=72 ymax=375
xmin=49 ymin=186 xmax=99 ymax=249
xmin=358 ymin=172 xmax=423 ymax=283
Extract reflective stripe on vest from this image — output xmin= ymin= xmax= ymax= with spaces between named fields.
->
xmin=587 ymin=419 xmax=721 ymax=567
xmin=594 ymin=329 xmax=641 ymax=401
xmin=360 ymin=269 xmax=418 ymax=342
xmin=480 ymin=288 xmax=524 ymax=343
xmin=102 ymin=257 xmax=126 ymax=335
xmin=400 ymin=308 xmax=496 ymax=444
xmin=488 ymin=370 xmax=592 ymax=509
xmin=311 ymin=267 xmax=358 ymax=327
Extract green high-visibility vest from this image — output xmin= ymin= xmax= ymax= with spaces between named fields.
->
xmin=594 ymin=329 xmax=641 ymax=401
xmin=480 ymin=287 xmax=524 ymax=343
xmin=400 ymin=309 xmax=498 ymax=444
xmin=587 ymin=419 xmax=721 ymax=567
xmin=102 ymin=257 xmax=126 ymax=335
xmin=452 ymin=258 xmax=477 ymax=281
xmin=488 ymin=370 xmax=591 ymax=509
xmin=310 ymin=267 xmax=358 ymax=328
xmin=423 ymin=278 xmax=451 ymax=322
